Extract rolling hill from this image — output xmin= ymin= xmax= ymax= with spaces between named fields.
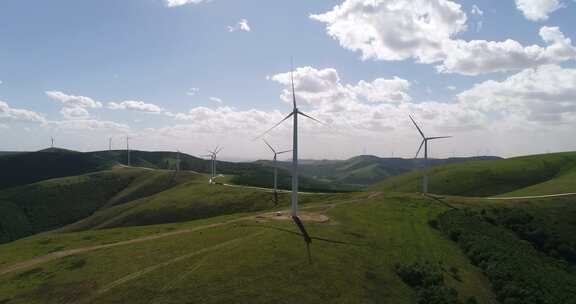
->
xmin=371 ymin=152 xmax=576 ymax=197
xmin=0 ymin=148 xmax=113 ymax=190
xmin=259 ymin=155 xmax=500 ymax=187
xmin=0 ymin=168 xmax=199 ymax=243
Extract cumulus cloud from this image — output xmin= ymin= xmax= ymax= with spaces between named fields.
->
xmin=439 ymin=26 xmax=576 ymax=75
xmin=186 ymin=87 xmax=200 ymax=96
xmin=164 ymin=0 xmax=206 ymax=7
xmin=209 ymin=97 xmax=223 ymax=104
xmin=227 ymin=19 xmax=251 ymax=32
xmin=60 ymin=107 xmax=90 ymax=120
xmin=458 ymin=64 xmax=576 ymax=123
xmin=515 ymin=0 xmax=564 ymax=21
xmin=0 ymin=101 xmax=46 ymax=123
xmin=311 ymin=0 xmax=467 ymax=63
xmin=47 ymin=119 xmax=130 ymax=132
xmin=46 ymin=91 xmax=102 ymax=108
xmin=312 ymin=0 xmax=576 ymax=75
xmin=108 ymin=100 xmax=163 ymax=113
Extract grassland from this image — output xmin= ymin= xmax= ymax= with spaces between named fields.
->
xmin=372 ymin=152 xmax=576 ymax=197
xmin=0 ymin=192 xmax=500 ymax=304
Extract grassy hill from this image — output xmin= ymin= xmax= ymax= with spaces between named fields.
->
xmin=0 ymin=148 xmax=113 ymax=190
xmin=371 ymin=152 xmax=576 ymax=197
xmin=1 ymin=191 xmax=575 ymax=303
xmin=0 ymin=168 xmax=198 ymax=243
xmin=260 ymin=155 xmax=500 ymax=187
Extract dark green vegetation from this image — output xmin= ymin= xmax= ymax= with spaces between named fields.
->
xmin=0 ymin=168 xmax=197 ymax=243
xmin=261 ymin=155 xmax=498 ymax=187
xmin=0 ymin=149 xmax=112 ymax=190
xmin=438 ymin=198 xmax=576 ymax=304
xmin=373 ymin=152 xmax=576 ymax=197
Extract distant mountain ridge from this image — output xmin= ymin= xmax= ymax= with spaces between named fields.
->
xmin=256 ymin=155 xmax=501 ymax=186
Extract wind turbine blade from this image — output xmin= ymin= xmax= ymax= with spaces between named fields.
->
xmin=277 ymin=150 xmax=292 ymax=154
xmin=409 ymin=115 xmax=425 ymax=139
xmin=216 ymin=147 xmax=223 ymax=154
xmin=291 ymin=58 xmax=297 ymax=109
xmin=415 ymin=140 xmax=425 ymax=159
xmin=427 ymin=136 xmax=452 ymax=140
xmin=297 ymin=110 xmax=324 ymax=125
xmin=263 ymin=139 xmax=276 ymax=154
xmin=254 ymin=112 xmax=294 ymax=140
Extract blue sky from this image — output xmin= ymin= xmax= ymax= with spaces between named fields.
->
xmin=1 ymin=0 xmax=575 ymax=160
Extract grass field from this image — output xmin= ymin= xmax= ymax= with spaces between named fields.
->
xmin=371 ymin=152 xmax=576 ymax=197
xmin=0 ymin=192 xmax=500 ymax=304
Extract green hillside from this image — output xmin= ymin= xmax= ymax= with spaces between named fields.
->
xmin=1 ymin=191 xmax=575 ymax=303
xmin=0 ymin=149 xmax=113 ymax=190
xmin=261 ymin=155 xmax=500 ymax=187
xmin=371 ymin=152 xmax=576 ymax=197
xmin=0 ymin=168 xmax=198 ymax=243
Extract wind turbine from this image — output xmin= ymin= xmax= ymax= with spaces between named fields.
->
xmin=410 ymin=115 xmax=451 ymax=194
xmin=175 ymin=149 xmax=181 ymax=172
xmin=109 ymin=137 xmax=112 ymax=151
xmin=205 ymin=146 xmax=222 ymax=184
xmin=51 ymin=136 xmax=55 ymax=148
xmin=257 ymin=63 xmax=323 ymax=249
xmin=126 ymin=136 xmax=131 ymax=167
xmin=263 ymin=139 xmax=291 ymax=205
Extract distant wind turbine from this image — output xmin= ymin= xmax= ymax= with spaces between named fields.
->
xmin=175 ymin=149 xmax=181 ymax=172
xmin=410 ymin=115 xmax=451 ymax=194
xmin=204 ymin=146 xmax=222 ymax=184
xmin=126 ymin=136 xmax=131 ymax=166
xmin=263 ymin=139 xmax=291 ymax=205
xmin=51 ymin=136 xmax=55 ymax=148
xmin=109 ymin=137 xmax=112 ymax=151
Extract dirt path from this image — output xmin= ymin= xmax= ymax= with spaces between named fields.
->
xmin=0 ymin=196 xmax=366 ymax=277
xmin=485 ymin=192 xmax=576 ymax=200
xmin=221 ymin=183 xmax=330 ymax=195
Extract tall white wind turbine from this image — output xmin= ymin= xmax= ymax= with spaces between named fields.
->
xmin=257 ymin=66 xmax=323 ymax=218
xmin=205 ymin=146 xmax=222 ymax=184
xmin=263 ymin=139 xmax=291 ymax=205
xmin=51 ymin=136 xmax=55 ymax=148
xmin=410 ymin=115 xmax=451 ymax=194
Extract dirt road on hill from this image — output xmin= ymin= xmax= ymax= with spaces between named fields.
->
xmin=485 ymin=193 xmax=576 ymax=200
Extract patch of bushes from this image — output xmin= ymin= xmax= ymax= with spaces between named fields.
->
xmin=439 ymin=209 xmax=576 ymax=304
xmin=395 ymin=261 xmax=467 ymax=304
xmin=486 ymin=208 xmax=576 ymax=265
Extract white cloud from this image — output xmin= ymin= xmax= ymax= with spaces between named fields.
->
xmin=311 ymin=0 xmax=467 ymax=63
xmin=515 ymin=0 xmax=564 ymax=21
xmin=470 ymin=4 xmax=484 ymax=32
xmin=46 ymin=91 xmax=103 ymax=108
xmin=0 ymin=101 xmax=46 ymax=123
xmin=227 ymin=19 xmax=251 ymax=32
xmin=108 ymin=100 xmax=164 ymax=113
xmin=209 ymin=97 xmax=223 ymax=103
xmin=438 ymin=26 xmax=576 ymax=75
xmin=186 ymin=87 xmax=200 ymax=96
xmin=164 ymin=0 xmax=206 ymax=7
xmin=60 ymin=107 xmax=90 ymax=120
xmin=312 ymin=0 xmax=576 ymax=75
xmin=458 ymin=64 xmax=576 ymax=123
xmin=47 ymin=119 xmax=130 ymax=132
xmin=447 ymin=86 xmax=457 ymax=91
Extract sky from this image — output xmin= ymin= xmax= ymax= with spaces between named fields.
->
xmin=1 ymin=0 xmax=575 ymax=161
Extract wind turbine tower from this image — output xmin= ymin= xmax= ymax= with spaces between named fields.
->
xmin=205 ymin=146 xmax=222 ymax=184
xmin=126 ymin=136 xmax=131 ymax=167
xmin=109 ymin=137 xmax=112 ymax=151
xmin=263 ymin=139 xmax=291 ymax=205
xmin=409 ymin=115 xmax=451 ymax=194
xmin=258 ymin=66 xmax=323 ymax=217
xmin=51 ymin=137 xmax=55 ymax=149
xmin=176 ymin=149 xmax=181 ymax=172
